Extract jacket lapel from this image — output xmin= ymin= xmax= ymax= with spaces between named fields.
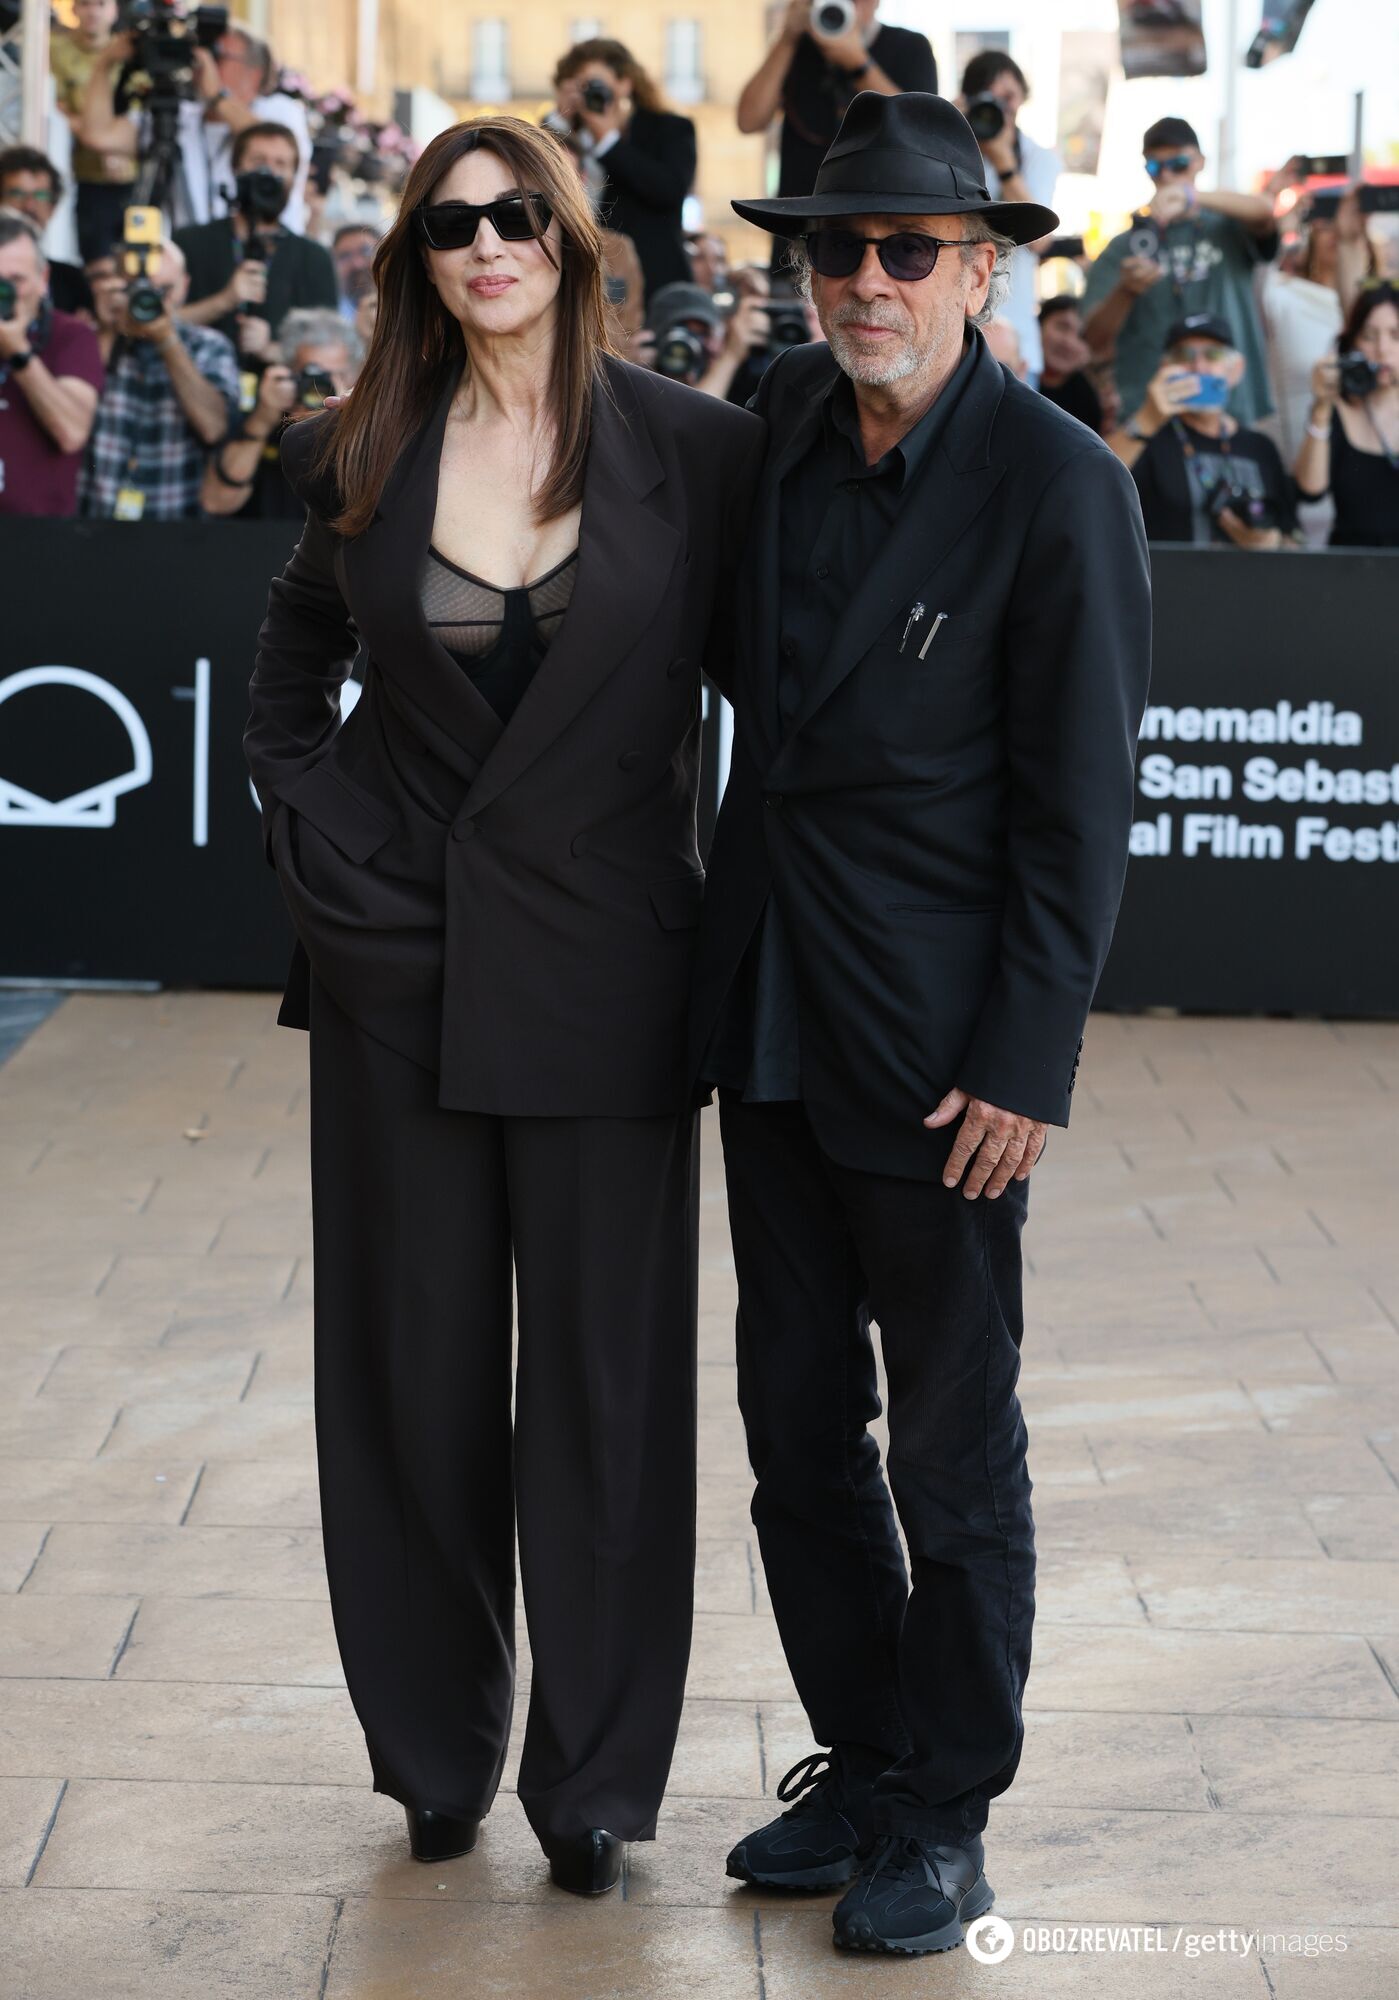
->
xmin=733 ymin=383 xmax=825 ymax=773
xmin=340 ymin=354 xmax=504 ymax=776
xmin=459 ymin=357 xmax=680 ymax=822
xmin=771 ymin=337 xmax=1007 ymax=763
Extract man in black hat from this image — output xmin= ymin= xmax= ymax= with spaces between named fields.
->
xmin=1107 ymin=310 xmax=1297 ymax=547
xmin=691 ymin=90 xmax=1152 ymax=1956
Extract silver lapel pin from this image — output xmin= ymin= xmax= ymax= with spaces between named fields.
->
xmin=899 ymin=602 xmax=926 ymax=654
xmin=918 ymin=612 xmax=948 ymax=660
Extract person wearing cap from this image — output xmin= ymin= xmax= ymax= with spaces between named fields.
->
xmin=1082 ymin=116 xmax=1278 ymax=428
xmin=1107 ymin=311 xmax=1297 ymax=548
xmin=690 ymin=90 xmax=1151 ymax=1956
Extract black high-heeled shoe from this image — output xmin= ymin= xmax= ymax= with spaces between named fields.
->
xmin=543 ymin=1828 xmax=625 ymax=1896
xmin=405 ymin=1807 xmax=480 ymax=1863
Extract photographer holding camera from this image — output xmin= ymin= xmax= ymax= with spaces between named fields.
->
xmin=738 ymin=2 xmax=934 ymax=245
xmin=0 ymin=214 xmax=104 ymax=516
xmin=78 ymin=233 xmax=238 ymax=518
xmin=957 ymin=53 xmax=1058 ymax=384
xmin=200 ymin=304 xmax=362 ymax=518
xmin=551 ymin=39 xmax=696 ymax=301
xmin=1294 ymin=281 xmax=1399 ymax=548
xmin=1106 ymin=312 xmax=1296 ymax=548
xmin=1083 ymin=117 xmax=1277 ymax=428
xmin=172 ymin=123 xmax=336 ymax=360
xmin=0 ymin=148 xmax=96 ymax=319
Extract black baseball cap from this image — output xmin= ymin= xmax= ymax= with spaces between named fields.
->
xmin=1163 ymin=312 xmax=1236 ymax=352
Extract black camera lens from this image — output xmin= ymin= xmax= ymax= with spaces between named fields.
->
xmin=236 ymin=167 xmax=288 ymax=221
xmin=126 ymin=275 xmax=165 ymax=323
xmin=581 ymin=78 xmax=615 ymax=113
xmin=966 ymin=95 xmax=1006 ymax=144
xmin=295 ymin=365 xmax=337 ymax=410
xmin=655 ymin=324 xmax=705 ymax=380
xmin=0 ymin=275 xmax=17 ymax=322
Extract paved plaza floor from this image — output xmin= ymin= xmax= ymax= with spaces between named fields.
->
xmin=1 ymin=992 xmax=1397 ymax=1997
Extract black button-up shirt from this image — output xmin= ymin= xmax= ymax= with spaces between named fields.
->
xmin=702 ymin=336 xmax=977 ymax=1102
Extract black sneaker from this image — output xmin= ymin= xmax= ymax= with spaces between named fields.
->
xmin=832 ymin=1831 xmax=995 ymax=1954
xmin=726 ymin=1751 xmax=876 ymax=1891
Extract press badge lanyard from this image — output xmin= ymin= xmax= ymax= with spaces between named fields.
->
xmin=113 ymin=333 xmax=151 ymax=520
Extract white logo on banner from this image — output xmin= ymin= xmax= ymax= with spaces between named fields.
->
xmin=0 ymin=666 xmax=154 ymax=827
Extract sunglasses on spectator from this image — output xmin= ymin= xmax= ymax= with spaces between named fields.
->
xmin=1145 ymin=155 xmax=1194 ymax=178
xmin=804 ymin=227 xmax=959 ymax=282
xmin=413 ymin=194 xmax=553 ymax=251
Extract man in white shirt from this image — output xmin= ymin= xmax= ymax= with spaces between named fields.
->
xmin=958 ymin=50 xmax=1059 ymax=386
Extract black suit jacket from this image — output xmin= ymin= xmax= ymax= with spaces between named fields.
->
xmin=596 ymin=107 xmax=696 ymax=299
xmin=690 ymin=333 xmax=1153 ymax=1178
xmin=245 ymin=352 xmax=765 ymax=1115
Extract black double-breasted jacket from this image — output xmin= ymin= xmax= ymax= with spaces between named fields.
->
xmin=244 ymin=350 xmax=764 ymax=1115
xmin=690 ymin=331 xmax=1154 ymax=1179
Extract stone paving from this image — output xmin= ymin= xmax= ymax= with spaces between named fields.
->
xmin=0 ymin=991 xmax=1396 ymax=1998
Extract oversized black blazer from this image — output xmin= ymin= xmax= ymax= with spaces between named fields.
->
xmin=689 ymin=330 xmax=1153 ymax=1179
xmin=595 ymin=106 xmax=697 ymax=299
xmin=244 ymin=351 xmax=765 ymax=1116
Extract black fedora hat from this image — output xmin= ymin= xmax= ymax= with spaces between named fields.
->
xmin=732 ymin=91 xmax=1058 ymax=248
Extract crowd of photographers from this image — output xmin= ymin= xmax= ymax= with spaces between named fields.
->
xmin=1 ymin=0 xmax=1395 ymax=547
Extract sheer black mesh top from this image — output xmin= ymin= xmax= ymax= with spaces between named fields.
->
xmin=420 ymin=543 xmax=579 ymax=724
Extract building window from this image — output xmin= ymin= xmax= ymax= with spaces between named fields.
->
xmin=471 ymin=19 xmax=511 ymax=101
xmin=664 ymin=20 xmax=704 ymax=105
xmin=570 ymin=18 xmax=602 ymax=40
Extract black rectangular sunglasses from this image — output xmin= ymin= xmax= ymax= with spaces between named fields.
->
xmin=804 ymin=227 xmax=959 ymax=283
xmin=413 ymin=193 xmax=554 ymax=251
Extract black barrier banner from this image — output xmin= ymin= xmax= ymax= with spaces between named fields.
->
xmin=1 ymin=520 xmax=727 ymax=992
xmin=3 ymin=520 xmax=309 ymax=989
xmin=1095 ymin=548 xmax=1399 ymax=1018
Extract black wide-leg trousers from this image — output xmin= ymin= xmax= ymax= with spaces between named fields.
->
xmin=719 ymin=1094 xmax=1035 ymax=1844
xmin=306 ymin=971 xmax=700 ymax=1846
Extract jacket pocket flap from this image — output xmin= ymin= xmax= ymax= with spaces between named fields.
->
xmin=648 ymin=871 xmax=705 ymax=931
xmin=280 ymin=760 xmax=396 ymax=863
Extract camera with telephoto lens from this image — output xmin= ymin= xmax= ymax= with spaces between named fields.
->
xmin=654 ymin=322 xmax=705 ymax=380
xmin=125 ymin=268 xmax=165 ymax=322
xmin=761 ymin=288 xmax=809 ymax=358
xmin=810 ymin=0 xmax=856 ymax=38
xmin=234 ymin=167 xmax=288 ymax=224
xmin=1338 ymin=349 xmax=1380 ymax=399
xmin=965 ymin=94 xmax=1007 ymax=144
xmin=0 ymin=276 xmax=16 ymax=321
xmin=581 ymin=77 xmax=615 ymax=114
xmin=295 ymin=365 xmax=336 ymax=411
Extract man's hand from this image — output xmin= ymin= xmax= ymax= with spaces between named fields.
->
xmin=723 ymin=296 xmax=769 ymax=361
xmin=625 ymin=327 xmax=657 ymax=368
xmin=222 ymin=259 xmax=268 ymax=314
xmin=925 ymin=1089 xmax=1047 ymax=1199
xmin=1119 ymin=254 xmax=1164 ymax=298
xmin=123 ymin=305 xmax=176 ymax=346
xmin=254 ymin=362 xmax=297 ymax=425
xmin=0 ymin=312 xmax=32 ymax=359
xmin=1149 ymin=183 xmax=1193 ymax=227
xmin=1143 ymin=362 xmax=1201 ymax=424
xmin=236 ymin=314 xmax=272 ymax=357
xmin=979 ymin=127 xmax=1019 ymax=179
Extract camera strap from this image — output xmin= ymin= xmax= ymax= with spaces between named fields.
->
xmin=1361 ymin=403 xmax=1399 ymax=472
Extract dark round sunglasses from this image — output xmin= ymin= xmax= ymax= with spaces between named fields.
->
xmin=413 ymin=194 xmax=554 ymax=251
xmin=804 ymin=227 xmax=958 ymax=283
xmin=1144 ymin=155 xmax=1193 ymax=178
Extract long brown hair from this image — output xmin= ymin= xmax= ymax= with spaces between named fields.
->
xmin=553 ymin=38 xmax=666 ymax=115
xmin=313 ymin=118 xmax=614 ymax=538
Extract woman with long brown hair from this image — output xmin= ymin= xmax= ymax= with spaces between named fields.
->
xmin=551 ymin=37 xmax=697 ymax=300
xmin=243 ymin=116 xmax=764 ymax=1895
